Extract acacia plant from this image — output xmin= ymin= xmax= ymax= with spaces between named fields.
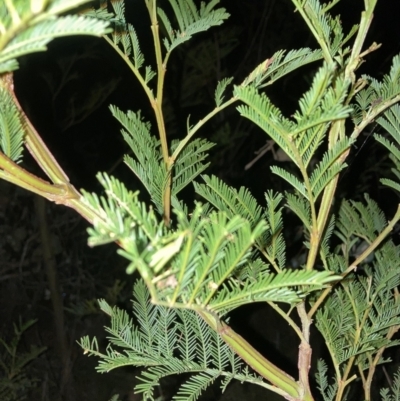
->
xmin=1 ymin=0 xmax=400 ymax=400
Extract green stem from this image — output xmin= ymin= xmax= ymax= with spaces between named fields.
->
xmin=0 ymin=74 xmax=103 ymax=225
xmin=171 ymin=97 xmax=238 ymax=162
xmin=103 ymin=36 xmax=155 ymax=106
xmin=267 ymin=302 xmax=304 ymax=341
xmin=345 ymin=0 xmax=377 ymax=84
xmin=147 ymin=1 xmax=173 ymax=224
xmin=302 ymin=0 xmax=377 ymax=273
xmin=198 ymin=310 xmax=312 ymax=401
xmin=291 ymin=0 xmax=333 ymax=65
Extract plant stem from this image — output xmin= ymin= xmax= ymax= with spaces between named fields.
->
xmin=345 ymin=0 xmax=377 ymax=84
xmin=0 ymin=74 xmax=104 ymax=224
xmin=297 ymin=302 xmax=314 ymax=401
xmin=268 ymin=301 xmax=304 ymax=341
xmin=291 ymin=0 xmax=334 ymax=65
xmin=146 ymin=0 xmax=172 ymax=225
xmin=198 ymin=310 xmax=313 ymax=401
xmin=171 ymin=97 xmax=238 ymax=162
xmin=304 ymin=0 xmax=378 ymax=274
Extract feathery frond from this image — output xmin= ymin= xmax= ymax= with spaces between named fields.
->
xmin=235 ymin=85 xmax=297 ymax=163
xmin=381 ymin=367 xmax=400 ymax=401
xmin=88 ymin=0 xmax=156 ymax=82
xmin=0 ymin=87 xmax=24 ymax=163
xmin=82 ymin=175 xmax=339 ymax=315
xmin=0 ymin=319 xmax=46 ymax=400
xmin=316 ymin=359 xmax=338 ymax=401
xmin=319 ymin=215 xmax=336 ymax=268
xmin=211 ymin=267 xmax=338 ymax=315
xmin=193 ymin=180 xmax=286 ymax=269
xmin=158 ymin=0 xmax=230 ymax=53
xmin=241 ymin=48 xmax=323 ymax=89
xmin=81 ymin=172 xmax=163 ymax=268
xmin=79 ymin=280 xmax=264 ymax=401
xmin=110 ymin=105 xmax=167 ymax=213
xmin=263 ymin=191 xmax=286 ymax=270
xmin=293 ymin=69 xmax=352 ymax=136
xmin=353 ymin=54 xmax=400 ymax=126
xmin=309 ymin=137 xmax=353 ymax=200
xmin=286 ymin=193 xmax=312 ymax=232
xmin=316 ymin=240 xmax=400 ymax=376
xmin=374 ymin=104 xmax=400 ymax=192
xmin=215 ymin=77 xmax=233 ymax=107
xmin=335 ymin=195 xmax=387 ymax=254
xmin=292 ymin=0 xmax=358 ymax=61
xmin=193 ymin=175 xmax=265 ymax=229
xmin=270 ymin=167 xmax=308 ymax=198
xmin=171 ymin=139 xmax=214 ymax=196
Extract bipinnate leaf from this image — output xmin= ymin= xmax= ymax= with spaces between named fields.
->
xmin=92 ymin=0 xmax=156 ymax=81
xmin=110 ymin=105 xmax=167 ymax=213
xmin=194 ymin=175 xmax=265 ymax=228
xmin=316 ymin=240 xmax=400 ymax=374
xmin=79 ymin=280 xmax=265 ymax=401
xmin=335 ymin=194 xmax=387 ymax=249
xmin=82 ymin=174 xmax=340 ymax=316
xmin=353 ymin=53 xmax=400 ymax=125
xmin=235 ymin=85 xmax=295 ymax=163
xmin=292 ymin=0 xmax=358 ymax=60
xmin=315 ymin=359 xmax=338 ymax=401
xmin=309 ymin=137 xmax=353 ymax=200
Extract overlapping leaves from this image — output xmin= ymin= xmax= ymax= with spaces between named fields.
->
xmin=82 ymin=172 xmax=339 ymax=316
xmin=316 ymin=241 xmax=400 ymax=376
xmin=79 ymin=280 xmax=265 ymax=401
xmin=110 ymin=105 xmax=214 ymax=214
xmin=353 ymin=54 xmax=400 ymax=126
xmin=236 ymin=63 xmax=352 ymax=207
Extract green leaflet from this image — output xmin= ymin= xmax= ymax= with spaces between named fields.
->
xmin=158 ymin=0 xmax=229 ymax=53
xmin=0 ymin=1 xmax=110 ymax=73
xmin=0 ymin=87 xmax=24 ymax=163
xmin=79 ymin=280 xmax=265 ymax=401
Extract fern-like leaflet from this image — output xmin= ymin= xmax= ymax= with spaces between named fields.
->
xmin=79 ymin=280 xmax=266 ymax=401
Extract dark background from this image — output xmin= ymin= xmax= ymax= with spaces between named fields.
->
xmin=1 ymin=1 xmax=399 ymax=400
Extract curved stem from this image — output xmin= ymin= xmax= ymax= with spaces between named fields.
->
xmin=171 ymin=97 xmax=238 ymax=162
xmin=198 ymin=310 xmax=311 ymax=401
xmin=0 ymin=74 xmax=103 ymax=225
